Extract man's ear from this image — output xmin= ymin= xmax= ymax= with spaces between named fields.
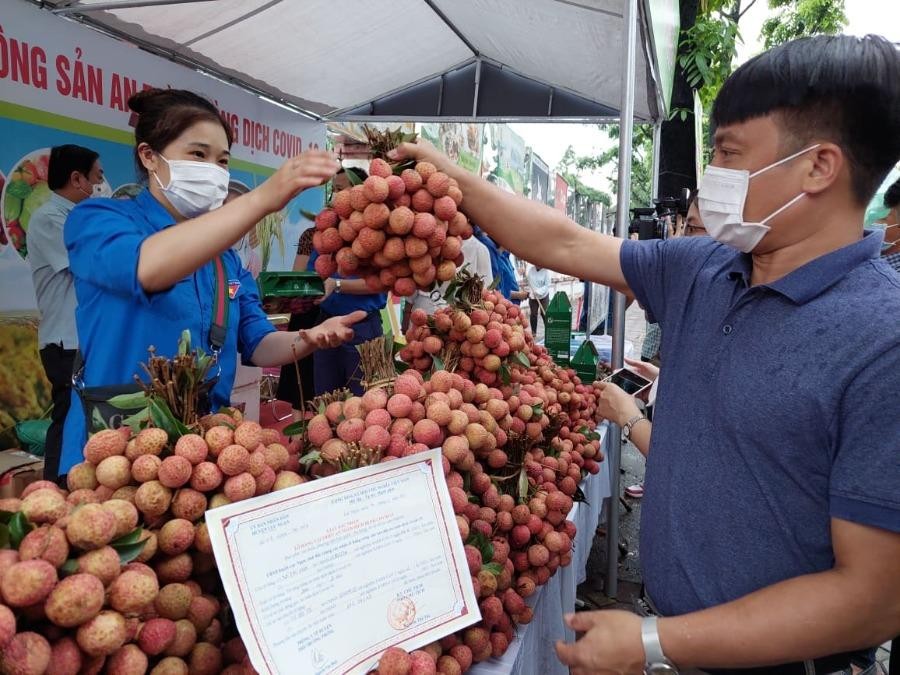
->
xmin=802 ymin=143 xmax=843 ymax=196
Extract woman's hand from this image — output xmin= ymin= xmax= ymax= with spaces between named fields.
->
xmin=254 ymin=151 xmax=340 ymax=213
xmin=596 ymin=381 xmax=641 ymax=427
xmin=298 ymin=310 xmax=367 ymax=349
xmin=624 ymin=357 xmax=660 ymax=382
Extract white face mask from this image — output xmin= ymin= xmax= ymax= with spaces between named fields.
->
xmin=698 ymin=144 xmax=820 ymax=253
xmin=92 ymin=182 xmax=112 ymax=198
xmin=153 ymin=154 xmax=229 ymax=218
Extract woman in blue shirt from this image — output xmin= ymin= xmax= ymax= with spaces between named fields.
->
xmin=60 ymin=88 xmax=364 ymax=476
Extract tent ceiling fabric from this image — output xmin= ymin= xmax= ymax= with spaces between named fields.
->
xmin=50 ymin=0 xmax=666 ymax=121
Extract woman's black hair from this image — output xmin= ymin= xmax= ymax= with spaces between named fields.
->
xmin=712 ymin=34 xmax=900 ymax=205
xmin=127 ymin=88 xmax=233 ymax=178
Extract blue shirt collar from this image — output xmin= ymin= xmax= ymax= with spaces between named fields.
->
xmin=135 ymin=188 xmax=177 ymax=231
xmin=726 ymin=230 xmax=883 ymax=304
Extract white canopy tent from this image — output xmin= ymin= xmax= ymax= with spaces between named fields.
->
xmin=40 ymin=0 xmax=680 ymax=597
xmin=45 ymin=0 xmax=677 ymax=123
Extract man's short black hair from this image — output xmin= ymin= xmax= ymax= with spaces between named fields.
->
xmin=48 ymin=145 xmax=99 ymax=190
xmin=711 ymin=35 xmax=900 ymax=205
xmin=885 ymin=179 xmax=900 ymax=210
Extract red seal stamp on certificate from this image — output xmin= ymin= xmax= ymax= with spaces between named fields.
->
xmin=387 ymin=596 xmax=416 ymax=630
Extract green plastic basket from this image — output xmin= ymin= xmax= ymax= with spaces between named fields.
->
xmin=15 ymin=419 xmax=51 ymax=457
xmin=257 ymin=272 xmax=325 ymax=313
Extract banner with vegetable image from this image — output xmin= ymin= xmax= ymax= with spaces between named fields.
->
xmin=0 ymin=0 xmax=325 ymax=444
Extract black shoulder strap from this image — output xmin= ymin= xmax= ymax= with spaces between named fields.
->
xmin=210 ymin=255 xmax=229 ymax=351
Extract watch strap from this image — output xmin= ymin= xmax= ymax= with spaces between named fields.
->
xmin=641 ymin=616 xmax=668 ymax=663
xmin=623 ymin=414 xmax=646 ymax=439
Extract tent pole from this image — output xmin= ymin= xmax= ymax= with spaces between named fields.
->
xmin=606 ymin=0 xmax=639 ymax=600
xmin=651 ymin=120 xmax=662 ymax=205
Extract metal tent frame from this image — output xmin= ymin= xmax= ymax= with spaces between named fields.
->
xmin=38 ymin=0 xmax=666 ymax=598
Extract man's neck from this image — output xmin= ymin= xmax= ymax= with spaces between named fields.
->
xmin=750 ymin=209 xmax=864 ymax=286
xmin=54 ymin=187 xmax=83 ymax=205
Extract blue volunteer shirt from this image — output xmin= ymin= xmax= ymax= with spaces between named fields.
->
xmin=620 ymin=231 xmax=900 ymax=617
xmin=307 ymin=249 xmax=386 ymax=316
xmin=60 ymin=189 xmax=274 ymax=474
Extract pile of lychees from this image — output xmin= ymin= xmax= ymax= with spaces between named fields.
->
xmin=298 ymin=279 xmax=605 ymax=675
xmin=0 ymin=408 xmax=304 ymax=675
xmin=312 ymin=156 xmax=474 ymax=297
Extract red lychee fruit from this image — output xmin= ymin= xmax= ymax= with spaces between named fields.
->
xmin=412 ymin=212 xmax=437 ymax=239
xmin=411 ymin=189 xmax=434 ymax=213
xmin=364 ymin=202 xmax=391 ymax=229
xmin=332 ymin=189 xmax=353 ymax=219
xmin=359 ymin=227 xmax=387 ymax=255
xmin=426 ymin=171 xmax=450 ymax=198
xmin=349 ymin=185 xmax=370 ymax=212
xmin=314 ymin=254 xmax=337 ymax=279
xmin=401 ymin=169 xmax=423 ymax=193
xmin=315 ymin=208 xmax=338 ymax=231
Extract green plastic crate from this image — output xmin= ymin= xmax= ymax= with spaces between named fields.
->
xmin=571 ymin=339 xmax=600 ymax=384
xmin=257 ymin=272 xmax=325 ymax=313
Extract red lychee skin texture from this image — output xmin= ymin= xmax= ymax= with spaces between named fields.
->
xmin=401 ymin=169 xmax=423 ymax=193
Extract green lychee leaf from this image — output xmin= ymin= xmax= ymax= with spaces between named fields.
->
xmin=517 ymin=466 xmax=529 ymax=505
xmin=431 ymin=355 xmax=445 ymax=373
xmin=482 ymin=562 xmax=503 ymax=577
xmin=342 ymin=165 xmax=364 ymax=186
xmin=0 ymin=510 xmax=15 ymax=525
xmin=111 ymin=527 xmax=144 ymax=547
xmin=0 ymin=524 xmax=9 ymax=550
xmin=500 ymin=365 xmax=511 ymax=386
xmin=300 ymin=209 xmax=319 ymax=222
xmin=466 ymin=530 xmax=493 ymax=564
xmin=282 ymin=420 xmax=308 ymax=438
xmin=488 ymin=276 xmax=501 ymax=291
xmin=122 ymin=407 xmax=150 ymax=434
xmin=115 ymin=540 xmax=148 ymax=565
xmin=178 ymin=330 xmax=191 ymax=356
xmin=318 ymin=401 xmax=327 ymax=416
xmin=9 ymin=512 xmax=33 ymax=550
xmin=299 ymin=450 xmax=322 ymax=467
xmin=573 ymin=486 xmax=588 ymax=505
xmin=148 ymin=398 xmax=190 ymax=442
xmin=512 ymin=351 xmax=531 ymax=368
xmin=60 ymin=559 xmax=79 ymax=576
xmin=107 ymin=391 xmax=148 ymax=410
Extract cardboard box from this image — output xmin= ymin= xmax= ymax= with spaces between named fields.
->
xmin=0 ymin=449 xmax=45 ymax=499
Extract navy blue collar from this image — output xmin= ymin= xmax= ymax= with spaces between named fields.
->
xmin=726 ymin=230 xmax=883 ymax=305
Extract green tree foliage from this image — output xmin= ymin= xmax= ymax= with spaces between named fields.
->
xmin=761 ymin=0 xmax=846 ymax=49
xmin=680 ymin=0 xmax=846 ymax=110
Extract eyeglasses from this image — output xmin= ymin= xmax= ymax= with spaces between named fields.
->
xmin=684 ymin=224 xmax=706 ymax=237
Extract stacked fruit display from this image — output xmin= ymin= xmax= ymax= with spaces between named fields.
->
xmin=312 ymin=129 xmax=474 ymax=297
xmin=295 ymin=275 xmax=606 ymax=674
xmin=0 ymin=411 xmax=303 ymax=675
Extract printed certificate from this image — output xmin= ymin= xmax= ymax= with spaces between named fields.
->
xmin=206 ymin=449 xmax=480 ymax=674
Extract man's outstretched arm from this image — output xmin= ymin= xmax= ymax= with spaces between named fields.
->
xmin=390 ymin=142 xmax=631 ymax=295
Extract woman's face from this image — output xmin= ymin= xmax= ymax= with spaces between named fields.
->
xmin=139 ymin=119 xmax=231 ymax=188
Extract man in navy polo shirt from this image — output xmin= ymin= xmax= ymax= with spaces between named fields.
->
xmin=391 ymin=34 xmax=900 ymax=674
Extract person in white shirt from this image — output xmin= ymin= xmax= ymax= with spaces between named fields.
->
xmin=525 ymin=263 xmax=551 ymax=335
xmin=27 ymin=144 xmax=105 ymax=482
xmin=403 ymin=235 xmax=494 ymax=327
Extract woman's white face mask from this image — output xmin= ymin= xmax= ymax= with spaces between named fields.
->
xmin=154 ymin=154 xmax=229 ymax=218
xmin=697 ymin=144 xmax=820 ymax=253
